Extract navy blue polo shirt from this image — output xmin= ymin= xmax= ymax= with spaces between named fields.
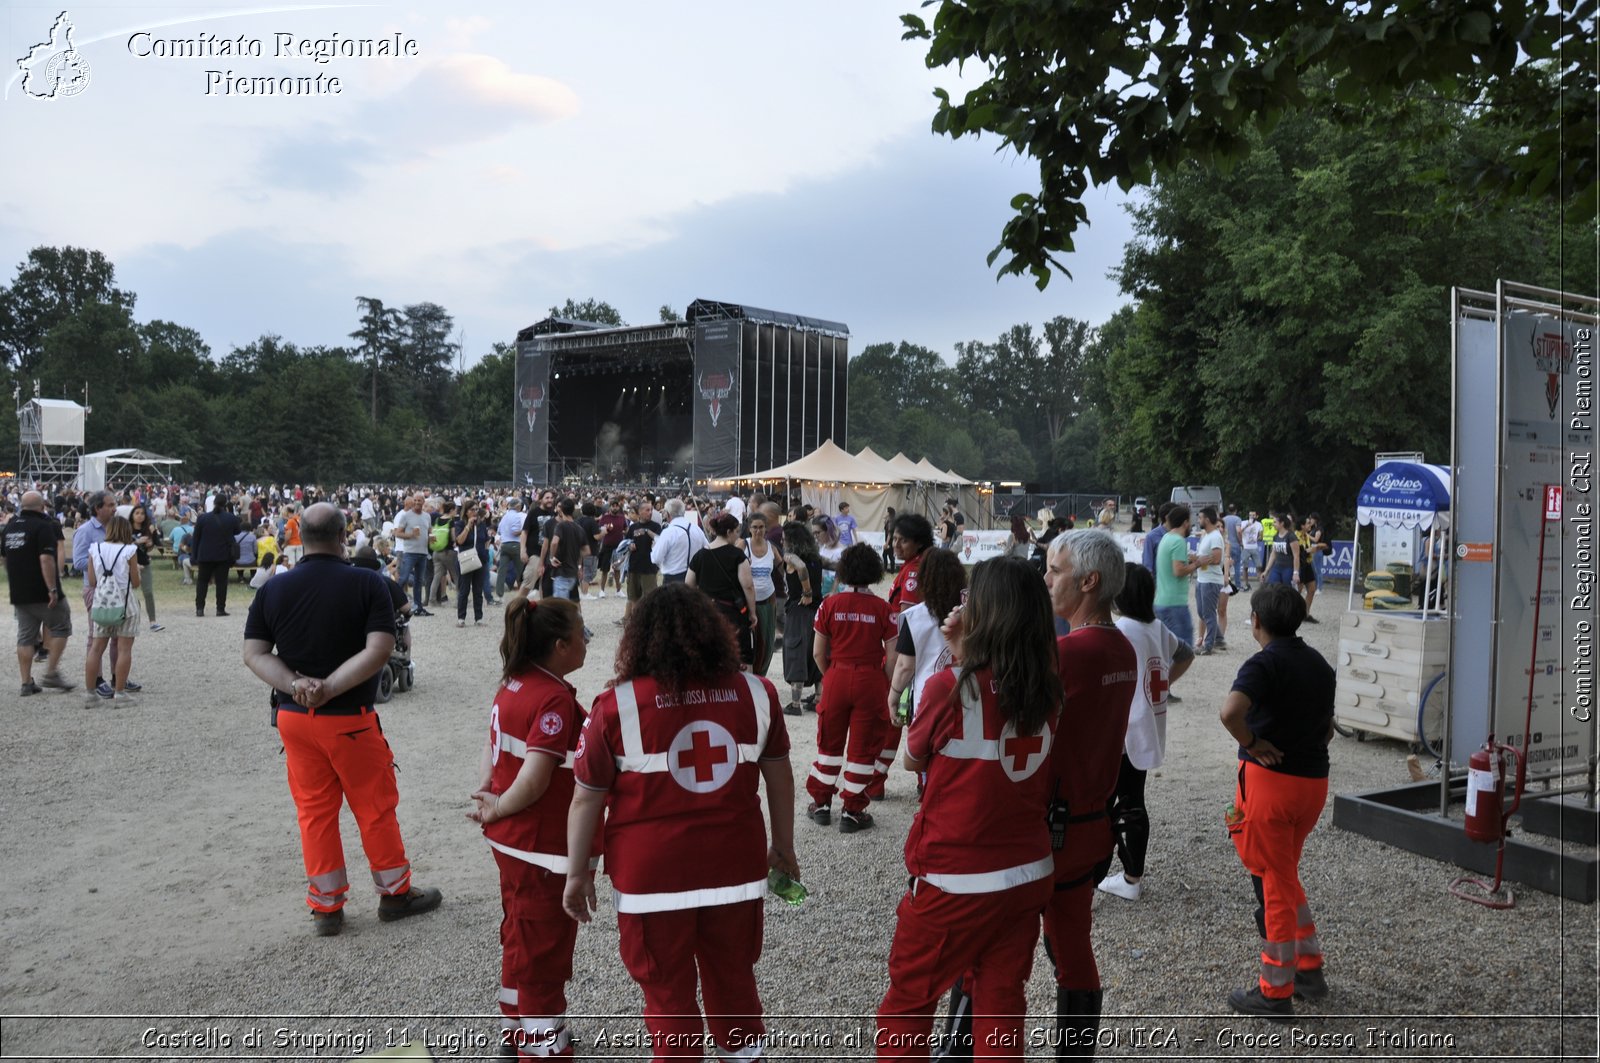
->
xmin=1230 ymin=636 xmax=1336 ymax=778
xmin=244 ymin=553 xmax=396 ymax=710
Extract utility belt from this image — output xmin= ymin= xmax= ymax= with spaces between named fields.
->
xmin=270 ymin=691 xmax=374 ymax=728
xmin=1047 ymin=791 xmax=1106 ymax=851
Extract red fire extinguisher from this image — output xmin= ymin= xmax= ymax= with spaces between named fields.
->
xmin=1452 ymin=739 xmax=1523 ymax=909
xmin=1463 ymin=743 xmax=1507 ymax=844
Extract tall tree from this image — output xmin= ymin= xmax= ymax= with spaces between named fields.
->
xmin=350 ymin=296 xmax=402 ymax=424
xmin=1096 ymin=92 xmax=1590 ymax=515
xmin=0 ymin=246 xmax=135 ymax=371
xmin=902 ymin=2 xmax=1595 ymax=287
xmin=549 ymin=298 xmax=623 ymax=326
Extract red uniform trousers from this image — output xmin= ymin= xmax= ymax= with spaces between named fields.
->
xmin=493 ymin=852 xmax=577 ymax=1058
xmin=1042 ymin=820 xmax=1115 ymax=990
xmin=1231 ymin=761 xmax=1326 ymax=998
xmin=808 ymin=664 xmax=888 ymax=814
xmin=617 ymin=899 xmax=766 ymax=1061
xmin=877 ymin=877 xmax=1051 ymax=1062
xmin=278 ymin=707 xmax=410 ymax=911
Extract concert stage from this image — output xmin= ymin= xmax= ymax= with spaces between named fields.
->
xmin=513 ymin=299 xmax=848 ymax=485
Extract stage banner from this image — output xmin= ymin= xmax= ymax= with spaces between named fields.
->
xmin=693 ymin=320 xmax=742 ymax=480
xmin=1492 ymin=311 xmax=1593 ymax=775
xmin=513 ymin=338 xmax=552 ymax=487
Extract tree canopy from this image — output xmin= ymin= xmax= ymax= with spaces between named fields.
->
xmin=902 ymin=0 xmax=1597 ymax=287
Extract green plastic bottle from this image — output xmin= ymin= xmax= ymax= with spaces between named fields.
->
xmin=767 ymin=868 xmax=807 ymax=906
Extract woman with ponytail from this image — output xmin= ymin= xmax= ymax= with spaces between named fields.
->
xmin=467 ymin=595 xmax=597 ymax=1059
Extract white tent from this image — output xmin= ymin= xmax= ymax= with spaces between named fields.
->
xmin=79 ymin=448 xmax=183 ymax=492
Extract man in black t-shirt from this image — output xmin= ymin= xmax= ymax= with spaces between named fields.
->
xmin=242 ymin=502 xmax=441 ymax=937
xmin=546 ymin=499 xmax=587 ymax=602
xmin=2 ymin=491 xmax=74 ymax=694
xmin=1218 ymin=583 xmax=1334 ymax=1018
xmin=623 ymin=498 xmax=662 ymax=623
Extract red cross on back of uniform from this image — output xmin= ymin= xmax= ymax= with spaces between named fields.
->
xmin=574 ymin=671 xmax=791 ymax=913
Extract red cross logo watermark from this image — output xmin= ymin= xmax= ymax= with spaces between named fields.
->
xmin=667 ymin=720 xmax=738 ymax=793
xmin=997 ymin=721 xmax=1051 ymax=781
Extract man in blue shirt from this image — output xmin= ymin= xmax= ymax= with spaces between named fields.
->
xmin=1141 ymin=502 xmax=1173 ymax=574
xmin=834 ymin=502 xmax=858 ymax=547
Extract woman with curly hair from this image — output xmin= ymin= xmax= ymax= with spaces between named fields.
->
xmin=779 ymin=519 xmax=823 ymax=715
xmin=467 ymin=596 xmax=596 ymax=1058
xmin=877 ymin=556 xmax=1062 ymax=1058
xmin=806 ymin=543 xmax=896 ymax=834
xmin=565 ymin=582 xmax=798 ymax=1061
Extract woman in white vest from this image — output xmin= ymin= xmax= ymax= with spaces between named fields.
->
xmin=1099 ymin=563 xmax=1194 ymax=900
xmin=885 ymin=548 xmax=967 ymax=730
xmin=744 ymin=511 xmax=780 ymax=676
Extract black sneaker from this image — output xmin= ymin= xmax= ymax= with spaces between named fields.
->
xmin=311 ymin=909 xmax=344 ymax=937
xmin=216 ymin=610 xmax=230 ymax=617
xmin=33 ymin=647 xmax=49 ymax=663
xmin=807 ymin=803 xmax=831 ymax=826
xmin=19 ymin=680 xmax=41 ymax=697
xmin=123 ymin=680 xmax=142 ymax=692
xmin=378 ymin=885 xmax=443 ymax=922
xmin=783 ymin=702 xmax=803 ymax=717
xmin=1294 ymin=967 xmax=1329 ymax=1001
xmin=1228 ymin=985 xmax=1293 ymax=1019
xmin=838 ymin=810 xmax=874 ymax=834
xmin=414 ymin=607 xmax=433 ymax=618
xmin=1304 ymin=615 xmax=1320 ymax=624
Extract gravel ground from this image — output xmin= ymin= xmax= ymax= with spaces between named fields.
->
xmin=0 ymin=565 xmax=1595 ymax=1061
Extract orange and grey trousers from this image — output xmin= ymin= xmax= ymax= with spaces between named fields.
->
xmin=1230 ymin=759 xmax=1326 ymax=999
xmin=278 ymin=705 xmax=412 ymax=912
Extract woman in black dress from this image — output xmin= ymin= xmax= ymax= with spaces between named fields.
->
xmin=779 ymin=520 xmax=823 ymax=715
xmin=687 ymin=512 xmax=759 ymax=665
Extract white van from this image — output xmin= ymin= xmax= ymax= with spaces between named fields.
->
xmin=1170 ymin=485 xmax=1224 ymax=513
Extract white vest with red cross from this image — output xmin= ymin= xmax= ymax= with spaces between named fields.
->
xmin=574 ymin=671 xmax=788 ymax=913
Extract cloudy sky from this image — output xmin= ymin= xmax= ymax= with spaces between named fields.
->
xmin=0 ymin=2 xmax=1136 ymax=367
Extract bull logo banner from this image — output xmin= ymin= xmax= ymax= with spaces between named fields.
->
xmin=697 ymin=371 xmax=733 ymax=427
xmin=692 ymin=321 xmax=741 ymax=479
xmin=514 ymin=339 xmax=552 ymax=485
xmin=1531 ymin=329 xmax=1573 ymax=420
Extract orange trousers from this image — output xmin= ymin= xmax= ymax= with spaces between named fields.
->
xmin=279 ymin=708 xmax=411 ymax=912
xmin=1231 ymin=760 xmax=1326 ymax=998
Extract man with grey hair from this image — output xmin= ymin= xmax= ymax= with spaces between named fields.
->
xmin=650 ymin=496 xmax=706 ymax=584
xmin=1041 ymin=527 xmax=1138 ymax=1053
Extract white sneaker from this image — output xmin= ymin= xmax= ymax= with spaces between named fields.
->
xmin=1097 ymin=872 xmax=1143 ymax=900
xmin=586 ymin=592 xmax=600 ymax=601
xmin=597 ymin=590 xmax=607 ymax=598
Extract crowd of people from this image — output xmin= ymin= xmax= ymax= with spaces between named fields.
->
xmin=3 ymin=478 xmax=1338 ymax=1060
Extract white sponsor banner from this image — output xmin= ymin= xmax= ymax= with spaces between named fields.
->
xmin=1494 ymin=311 xmax=1593 ymax=772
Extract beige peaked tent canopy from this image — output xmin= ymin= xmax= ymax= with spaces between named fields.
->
xmin=913 ymin=457 xmax=958 ymax=482
xmin=731 ymin=439 xmax=906 ymax=485
xmin=885 ymin=452 xmax=926 ymax=479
